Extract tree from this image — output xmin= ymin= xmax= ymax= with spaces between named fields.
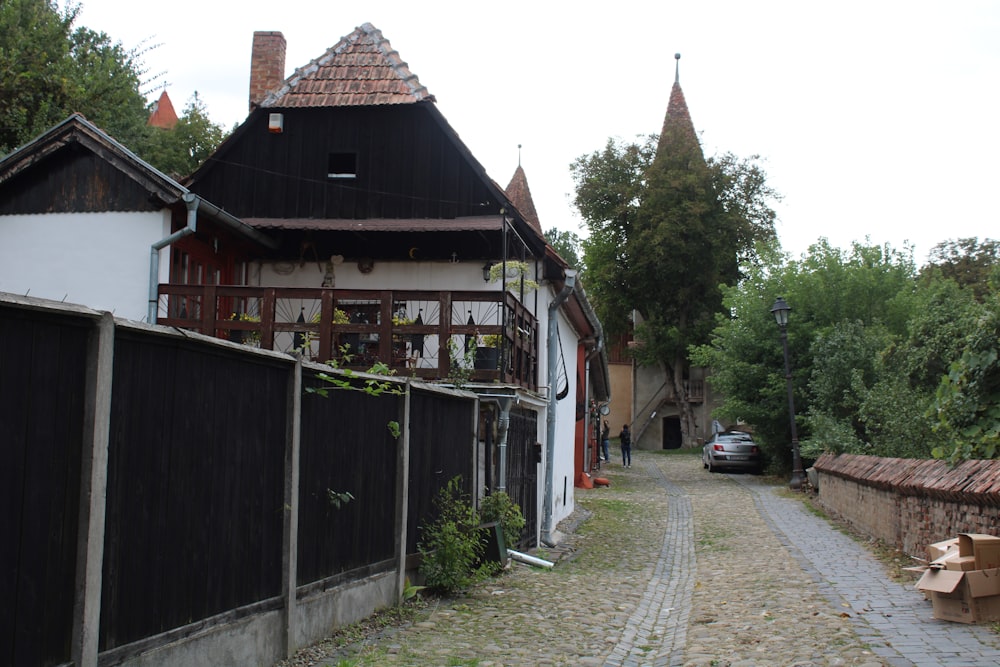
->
xmin=143 ymin=92 xmax=227 ymax=178
xmin=572 ymin=122 xmax=778 ymax=443
xmin=0 ymin=0 xmax=150 ymax=153
xmin=544 ymin=226 xmax=582 ymax=273
xmin=922 ymin=237 xmax=1000 ymax=301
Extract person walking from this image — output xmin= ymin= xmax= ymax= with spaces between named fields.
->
xmin=601 ymin=421 xmax=611 ymax=462
xmin=619 ymin=424 xmax=632 ymax=468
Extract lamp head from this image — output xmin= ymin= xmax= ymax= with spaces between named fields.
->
xmin=770 ymin=297 xmax=791 ymax=327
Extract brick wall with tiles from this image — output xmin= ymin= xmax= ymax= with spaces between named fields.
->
xmin=814 ymin=453 xmax=1000 ymax=558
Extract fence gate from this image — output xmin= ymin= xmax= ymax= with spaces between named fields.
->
xmin=505 ymin=408 xmax=538 ymax=549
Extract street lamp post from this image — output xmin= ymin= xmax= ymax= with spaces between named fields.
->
xmin=770 ymin=297 xmax=806 ymax=490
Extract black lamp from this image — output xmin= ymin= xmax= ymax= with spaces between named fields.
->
xmin=770 ymin=296 xmax=805 ymax=490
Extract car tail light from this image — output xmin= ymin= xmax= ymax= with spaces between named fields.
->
xmin=751 ymin=446 xmax=759 ymax=453
xmin=713 ymin=444 xmax=725 ymax=451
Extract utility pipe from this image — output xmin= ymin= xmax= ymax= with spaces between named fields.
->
xmin=508 ymin=549 xmax=554 ymax=569
xmin=541 ymin=270 xmax=576 ymax=546
xmin=478 ymin=394 xmax=517 ymax=492
xmin=148 ymin=194 xmax=199 ymax=323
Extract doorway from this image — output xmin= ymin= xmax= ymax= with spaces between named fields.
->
xmin=662 ymin=416 xmax=682 ymax=449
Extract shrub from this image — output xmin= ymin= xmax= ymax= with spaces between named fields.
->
xmin=417 ymin=477 xmax=486 ymax=594
xmin=479 ymin=490 xmax=525 ymax=546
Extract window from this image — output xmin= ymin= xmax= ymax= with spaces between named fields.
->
xmin=327 ymin=152 xmax=357 ymax=179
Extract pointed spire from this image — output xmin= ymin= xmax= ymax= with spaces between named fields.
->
xmin=656 ymin=53 xmax=702 ymax=163
xmin=147 ymin=89 xmax=178 ymax=129
xmin=505 ymin=162 xmax=543 ymax=236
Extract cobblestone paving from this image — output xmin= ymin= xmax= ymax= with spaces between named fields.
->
xmin=288 ymin=451 xmax=1000 ymax=667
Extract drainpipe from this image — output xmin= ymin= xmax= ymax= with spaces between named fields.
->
xmin=147 ymin=193 xmax=200 ymax=323
xmin=541 ymin=269 xmax=576 ymax=546
xmin=477 ymin=394 xmax=517 ymax=492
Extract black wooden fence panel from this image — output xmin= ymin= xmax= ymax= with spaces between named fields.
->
xmin=506 ymin=408 xmax=538 ymax=549
xmin=0 ymin=308 xmax=88 ymax=667
xmin=297 ymin=377 xmax=401 ymax=586
xmin=99 ymin=334 xmax=287 ymax=650
xmin=406 ymin=390 xmax=476 ymax=555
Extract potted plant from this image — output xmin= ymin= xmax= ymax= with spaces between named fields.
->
xmin=487 ymin=260 xmax=538 ymax=294
xmin=475 ymin=333 xmax=502 ymax=370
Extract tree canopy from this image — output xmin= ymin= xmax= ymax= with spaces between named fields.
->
xmin=691 ymin=237 xmax=1000 ymax=466
xmin=0 ymin=0 xmax=226 ymax=177
xmin=0 ymin=0 xmax=150 ymax=153
xmin=571 ymin=129 xmax=779 ymax=442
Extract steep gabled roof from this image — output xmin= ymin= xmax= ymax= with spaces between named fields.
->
xmin=261 ymin=23 xmax=433 ymax=108
xmin=0 ymin=113 xmax=185 ymax=205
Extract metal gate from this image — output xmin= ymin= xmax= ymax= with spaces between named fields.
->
xmin=505 ymin=407 xmax=539 ymax=549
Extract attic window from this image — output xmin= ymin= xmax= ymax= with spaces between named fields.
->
xmin=327 ymin=152 xmax=357 ymax=179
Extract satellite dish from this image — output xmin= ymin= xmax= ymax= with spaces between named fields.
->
xmin=599 ymin=404 xmax=611 ymax=415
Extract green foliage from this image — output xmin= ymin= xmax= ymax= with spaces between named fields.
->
xmin=478 ymin=490 xmax=525 ymax=545
xmin=305 ymin=345 xmax=403 ymax=398
xmin=691 ymin=239 xmax=932 ymax=467
xmin=544 ymin=227 xmax=583 ymax=273
xmin=487 ymin=260 xmax=538 ymax=294
xmin=445 ymin=337 xmax=477 ymax=388
xmin=417 ymin=477 xmax=489 ymax=595
xmin=326 ymin=489 xmax=355 ymax=509
xmin=931 ymin=294 xmax=1000 ymax=462
xmin=922 ymin=237 xmax=1000 ymax=301
xmin=0 ymin=0 xmax=151 ymax=153
xmin=142 ymin=91 xmax=227 ymax=177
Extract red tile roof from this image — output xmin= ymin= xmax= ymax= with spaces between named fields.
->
xmin=260 ymin=23 xmax=433 ymax=108
xmin=148 ymin=90 xmax=178 ymax=129
xmin=505 ymin=165 xmax=543 ymax=236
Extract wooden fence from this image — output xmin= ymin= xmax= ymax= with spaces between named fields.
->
xmin=1 ymin=295 xmax=479 ymax=667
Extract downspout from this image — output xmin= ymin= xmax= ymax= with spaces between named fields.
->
xmin=477 ymin=394 xmax=517 ymax=492
xmin=147 ymin=193 xmax=200 ymax=323
xmin=541 ymin=269 xmax=576 ymax=546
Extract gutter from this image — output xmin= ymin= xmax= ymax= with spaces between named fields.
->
xmin=146 ymin=193 xmax=279 ymax=324
xmin=541 ymin=269 xmax=577 ymax=547
xmin=476 ymin=393 xmax=520 ymax=493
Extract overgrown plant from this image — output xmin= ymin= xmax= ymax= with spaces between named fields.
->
xmin=479 ymin=490 xmax=525 ymax=547
xmin=417 ymin=476 xmax=488 ymax=594
xmin=445 ymin=337 xmax=477 ymax=388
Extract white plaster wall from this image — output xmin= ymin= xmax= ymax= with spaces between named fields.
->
xmin=549 ymin=305 xmax=581 ymax=528
xmin=0 ymin=211 xmax=170 ymax=321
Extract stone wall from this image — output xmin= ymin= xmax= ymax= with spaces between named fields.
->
xmin=814 ymin=453 xmax=1000 ymax=558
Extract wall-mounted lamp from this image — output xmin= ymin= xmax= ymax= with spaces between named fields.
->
xmin=482 ymin=262 xmax=494 ymax=281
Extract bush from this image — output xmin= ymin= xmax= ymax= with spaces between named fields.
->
xmin=479 ymin=490 xmax=525 ymax=546
xmin=417 ymin=477 xmax=487 ymax=594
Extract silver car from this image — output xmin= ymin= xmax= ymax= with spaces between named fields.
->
xmin=702 ymin=431 xmax=761 ymax=474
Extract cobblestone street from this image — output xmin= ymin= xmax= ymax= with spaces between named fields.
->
xmin=289 ymin=450 xmax=1000 ymax=666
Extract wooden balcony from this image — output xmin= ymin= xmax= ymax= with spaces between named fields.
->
xmin=156 ymin=285 xmax=539 ymax=391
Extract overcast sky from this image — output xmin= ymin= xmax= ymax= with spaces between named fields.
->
xmin=77 ymin=0 xmax=999 ymax=266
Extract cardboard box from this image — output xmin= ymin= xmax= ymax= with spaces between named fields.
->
xmin=945 ymin=555 xmax=979 ymax=572
xmin=927 ymin=537 xmax=959 ymax=562
xmin=958 ymin=534 xmax=1000 ymax=570
xmin=916 ymin=567 xmax=1000 ymax=623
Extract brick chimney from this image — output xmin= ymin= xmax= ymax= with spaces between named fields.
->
xmin=249 ymin=31 xmax=286 ymax=112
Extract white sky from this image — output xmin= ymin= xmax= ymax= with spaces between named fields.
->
xmin=77 ymin=0 xmax=999 ymax=266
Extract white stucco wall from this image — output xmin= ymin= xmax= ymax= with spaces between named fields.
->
xmin=0 ymin=211 xmax=170 ymax=321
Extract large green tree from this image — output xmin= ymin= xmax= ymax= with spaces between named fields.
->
xmin=0 ymin=0 xmax=149 ymax=153
xmin=572 ymin=126 xmax=778 ymax=442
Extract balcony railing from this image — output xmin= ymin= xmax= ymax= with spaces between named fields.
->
xmin=156 ymin=285 xmax=539 ymax=391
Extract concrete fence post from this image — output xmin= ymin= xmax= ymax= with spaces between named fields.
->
xmin=282 ymin=358 xmax=302 ymax=657
xmin=71 ymin=312 xmax=115 ymax=667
